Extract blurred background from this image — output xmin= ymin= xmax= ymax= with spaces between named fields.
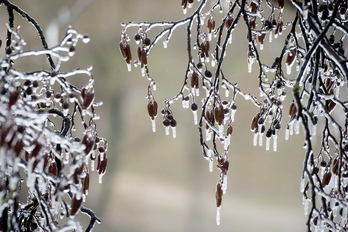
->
xmin=1 ymin=1 xmax=307 ymax=231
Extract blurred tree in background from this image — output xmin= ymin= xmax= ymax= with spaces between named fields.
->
xmin=0 ymin=1 xmax=107 ymax=231
xmin=121 ymin=0 xmax=348 ymax=231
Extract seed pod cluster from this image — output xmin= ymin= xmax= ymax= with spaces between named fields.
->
xmin=162 ymin=108 xmax=177 ymax=128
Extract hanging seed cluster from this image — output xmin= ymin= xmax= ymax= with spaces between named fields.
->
xmin=0 ymin=24 xmax=106 ymax=231
xmin=121 ymin=0 xmax=348 ymax=229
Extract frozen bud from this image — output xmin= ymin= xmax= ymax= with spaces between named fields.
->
xmin=147 ymin=100 xmax=158 ymax=120
xmin=62 ymin=102 xmax=69 ymax=110
xmin=134 ymin=33 xmax=141 ymax=41
xmin=163 ymin=118 xmax=171 ymax=127
xmin=24 ymin=80 xmax=31 ymax=86
xmin=191 ymin=102 xmax=198 ymax=111
xmin=70 ymin=195 xmax=83 ymax=216
xmin=204 ymin=69 xmax=212 ymax=78
xmin=144 ymin=37 xmax=151 ymax=47
xmin=250 ymin=113 xmax=260 ymax=131
xmin=196 ymin=62 xmax=203 ymax=70
xmin=170 ymin=118 xmax=177 ymax=127
xmin=69 ymin=45 xmax=76 ymax=56
xmin=5 ymin=46 xmax=12 ymax=55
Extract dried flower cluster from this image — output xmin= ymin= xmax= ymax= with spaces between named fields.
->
xmin=0 ymin=1 xmax=107 ymax=231
xmin=121 ymin=0 xmax=348 ymax=230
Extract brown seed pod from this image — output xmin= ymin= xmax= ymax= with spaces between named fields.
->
xmin=289 ymin=102 xmax=297 ymax=119
xmin=216 ymin=183 xmax=223 ymax=207
xmin=83 ymin=173 xmax=90 ymax=194
xmin=258 ymin=33 xmax=266 ymax=45
xmin=250 ymin=113 xmax=260 ymax=131
xmin=285 ymin=48 xmax=297 ymax=66
xmin=225 ymin=16 xmax=234 ymax=29
xmin=191 ymin=72 xmax=199 ymax=88
xmin=326 ymin=99 xmax=336 ymax=113
xmin=119 ymin=42 xmax=127 ymax=58
xmin=227 ymin=125 xmax=233 ymax=136
xmin=322 ymin=172 xmax=332 ymax=187
xmin=124 ymin=43 xmax=132 ymax=64
xmin=207 ymin=17 xmax=215 ymax=33
xmin=278 ymin=0 xmax=284 ymax=9
xmin=70 ymin=195 xmax=83 ymax=216
xmin=141 ymin=48 xmax=147 ymax=65
xmin=147 ymin=100 xmax=158 ymax=120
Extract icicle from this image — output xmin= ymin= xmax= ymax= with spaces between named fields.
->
xmin=273 ymin=134 xmax=278 ymax=151
xmin=231 ymin=109 xmax=236 ymax=122
xmin=269 ymin=31 xmax=273 ymax=43
xmin=207 ymin=150 xmax=213 ymax=172
xmin=165 ymin=126 xmax=170 ymax=135
xmin=300 ymin=177 xmax=306 ymax=193
xmin=253 ymin=133 xmax=258 ymax=146
xmin=294 ymin=120 xmax=300 ymax=134
xmin=285 ymin=127 xmax=290 ymax=140
xmin=98 ymin=174 xmax=103 ymax=184
xmin=206 ymin=129 xmax=212 ymax=141
xmin=286 ymin=63 xmax=292 ymax=75
xmin=192 ymin=110 xmax=198 ymax=125
xmin=171 ymin=126 xmax=177 ymax=138
xmin=216 ymin=207 xmax=221 ymax=225
xmin=258 ymin=132 xmax=263 ymax=146
xmin=248 ymin=58 xmax=254 ymax=73
xmin=303 ymin=197 xmax=310 ymax=215
xmin=163 ymin=40 xmax=168 ymax=48
xmin=209 ymin=159 xmax=213 ymax=172
xmin=91 ymin=159 xmax=95 ymax=171
xmin=127 ymin=63 xmax=132 ymax=72
xmin=218 ymin=124 xmax=224 ymax=137
xmin=151 ymin=119 xmax=156 ymax=132
xmin=224 ymin=135 xmax=231 ymax=150
xmin=224 ymin=88 xmax=229 ymax=97
xmin=222 ymin=175 xmax=228 ymax=194
xmin=195 ymin=88 xmax=200 ymax=96
xmin=265 ymin=137 xmax=270 ymax=151
xmin=289 ymin=122 xmax=294 ymax=135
